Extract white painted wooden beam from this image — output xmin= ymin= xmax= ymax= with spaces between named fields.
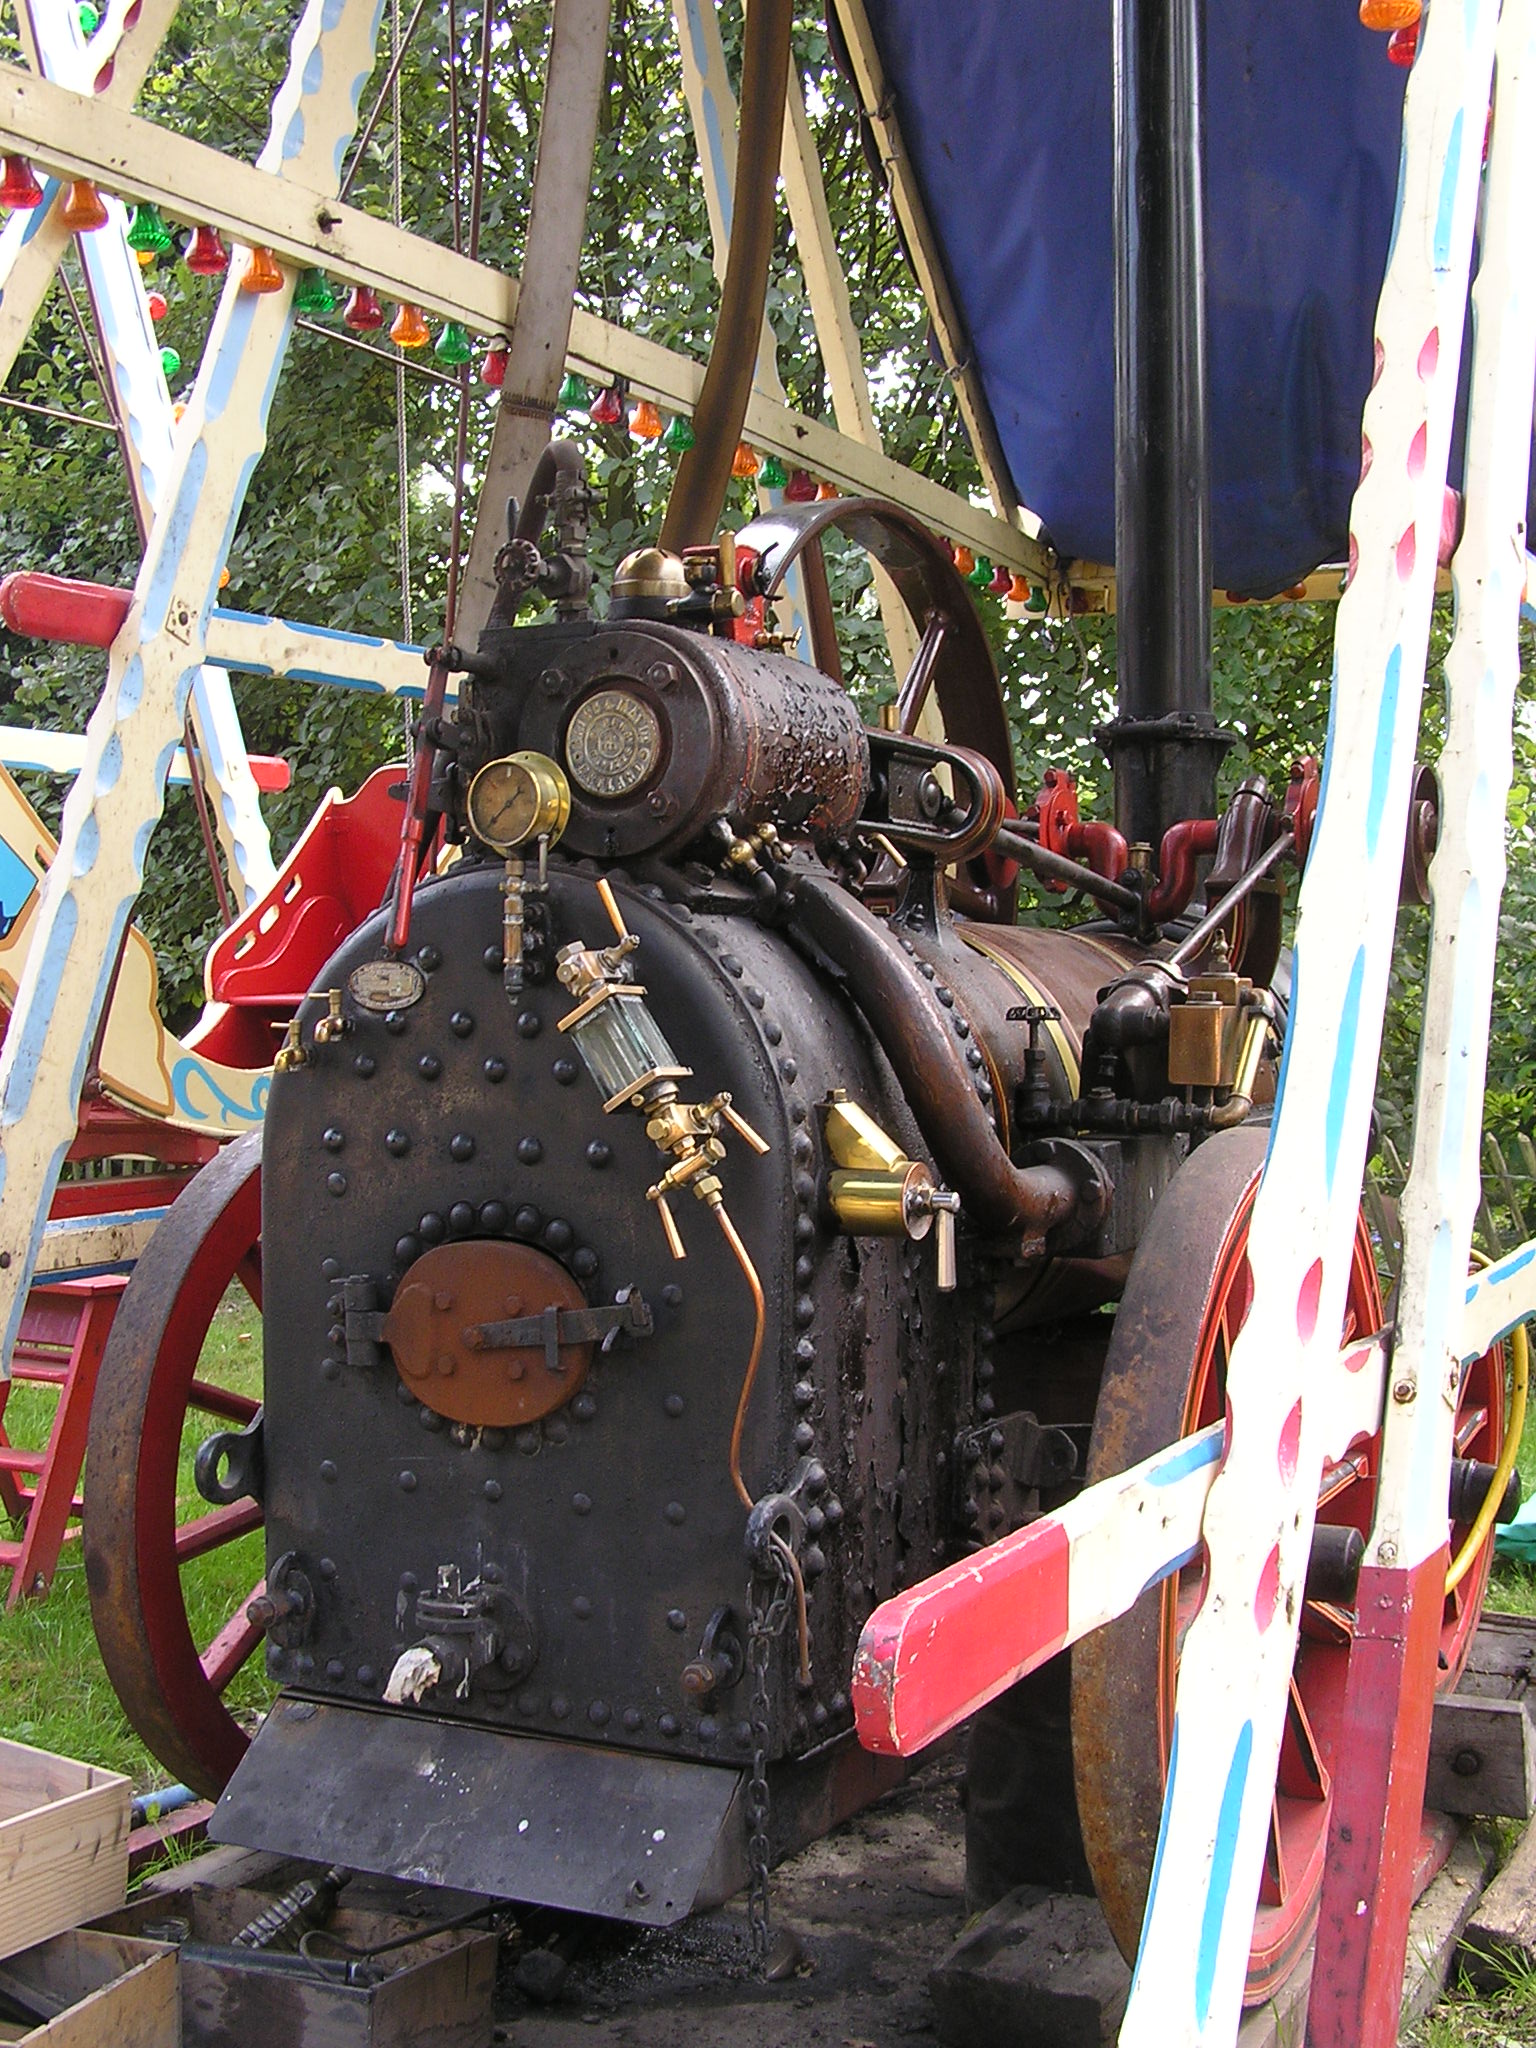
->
xmin=0 ymin=0 xmax=391 ymax=1376
xmin=0 ymin=59 xmax=1054 ymax=581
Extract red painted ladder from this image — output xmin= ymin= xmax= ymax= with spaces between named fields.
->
xmin=0 ymin=1275 xmax=127 ymax=1604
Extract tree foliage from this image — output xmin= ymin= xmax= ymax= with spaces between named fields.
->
xmin=0 ymin=0 xmax=1530 ymax=1179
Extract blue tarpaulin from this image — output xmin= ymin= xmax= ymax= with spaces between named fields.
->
xmin=861 ymin=5 xmax=1487 ymax=595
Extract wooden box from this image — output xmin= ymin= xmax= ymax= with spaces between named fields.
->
xmin=0 ymin=1927 xmax=177 ymax=2045
xmin=0 ymin=1742 xmax=129 ymax=1962
xmin=102 ymin=1857 xmax=494 ymax=2047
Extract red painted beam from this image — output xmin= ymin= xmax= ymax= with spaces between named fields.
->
xmin=0 ymin=572 xmax=290 ymax=791
xmin=0 ymin=570 xmax=130 ymax=646
xmin=852 ymin=1516 xmax=1071 ymax=1756
xmin=1304 ymin=1549 xmax=1448 ymax=2047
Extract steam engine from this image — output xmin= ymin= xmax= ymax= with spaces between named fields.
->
xmin=209 ymin=485 xmax=1287 ymax=1920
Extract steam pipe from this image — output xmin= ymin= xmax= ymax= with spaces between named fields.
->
xmin=659 ymin=0 xmax=794 ymax=551
xmin=1101 ymin=0 xmax=1226 ymax=847
xmin=1145 ymin=815 xmax=1219 ymax=920
xmin=787 ymin=874 xmax=1084 ymax=1237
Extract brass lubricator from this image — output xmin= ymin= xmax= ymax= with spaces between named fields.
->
xmin=555 ymin=878 xmax=768 ymax=1256
xmin=465 ymin=750 xmax=571 ymax=996
xmin=822 ymin=1093 xmax=960 ymax=1292
xmin=555 ymin=878 xmax=773 ymax=1517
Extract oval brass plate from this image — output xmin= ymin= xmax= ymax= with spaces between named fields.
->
xmin=348 ymin=959 xmax=426 ymax=1013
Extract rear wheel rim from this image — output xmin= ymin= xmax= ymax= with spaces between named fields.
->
xmin=1072 ymin=1128 xmax=1498 ymax=2005
xmin=85 ymin=1131 xmax=265 ymax=1798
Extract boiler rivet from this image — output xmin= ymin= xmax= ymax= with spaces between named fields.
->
xmin=399 ymin=1470 xmax=418 ymax=1490
xmin=417 ymin=1053 xmax=441 ymax=1079
xmin=517 ymin=1011 xmax=542 ymax=1039
xmin=326 ymin=1172 xmax=347 ymax=1196
xmin=451 ymin=1133 xmax=476 ymax=1162
xmin=450 ymin=1011 xmax=474 ymax=1038
xmin=483 ymin=1057 xmax=507 ymax=1083
xmin=518 ymin=1137 xmax=543 ymax=1164
xmin=386 ymin=1130 xmax=411 ymax=1157
xmin=322 ymin=1128 xmax=344 ymax=1152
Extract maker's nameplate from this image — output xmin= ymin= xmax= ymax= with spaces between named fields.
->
xmin=348 ymin=959 xmax=426 ymax=1013
xmin=566 ymin=688 xmax=662 ymax=799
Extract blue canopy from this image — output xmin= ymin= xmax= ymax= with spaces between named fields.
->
xmin=862 ymin=4 xmax=1417 ymax=594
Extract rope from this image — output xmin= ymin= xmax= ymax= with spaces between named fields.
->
xmin=390 ymin=0 xmax=414 ymax=771
xmin=439 ymin=0 xmax=496 ymax=642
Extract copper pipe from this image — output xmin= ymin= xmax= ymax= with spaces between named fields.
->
xmin=788 ymin=874 xmax=1083 ymax=1237
xmin=718 ymin=1200 xmax=767 ymax=1510
xmin=659 ymin=0 xmax=794 ymax=551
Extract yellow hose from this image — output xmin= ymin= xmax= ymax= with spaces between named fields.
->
xmin=1445 ymin=1254 xmax=1529 ymax=1595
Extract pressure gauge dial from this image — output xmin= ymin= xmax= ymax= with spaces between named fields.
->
xmin=465 ymin=751 xmax=571 ymax=854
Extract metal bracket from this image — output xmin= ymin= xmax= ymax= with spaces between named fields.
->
xmin=462 ymin=1288 xmax=654 ymax=1365
xmin=194 ymin=1408 xmax=266 ymax=1507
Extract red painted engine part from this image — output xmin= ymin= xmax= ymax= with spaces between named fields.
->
xmin=1027 ymin=769 xmax=1130 ymax=890
xmin=1145 ymin=816 xmax=1220 ymax=920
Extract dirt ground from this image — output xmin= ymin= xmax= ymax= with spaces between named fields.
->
xmin=494 ymin=1748 xmax=970 ymax=2047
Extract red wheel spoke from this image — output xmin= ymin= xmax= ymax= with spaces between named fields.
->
xmin=235 ymin=1246 xmax=262 ymax=1308
xmin=187 ymin=1382 xmax=260 ymax=1424
xmin=1454 ymin=1404 xmax=1489 ymax=1454
xmin=201 ymin=1581 xmax=264 ymax=1690
xmin=1277 ymin=1678 xmax=1330 ymax=1804
xmin=174 ymin=1499 xmax=262 ymax=1562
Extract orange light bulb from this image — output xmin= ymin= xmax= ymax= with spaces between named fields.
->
xmin=1358 ymin=0 xmax=1419 ymax=29
xmin=389 ymin=301 xmax=431 ymax=349
xmin=60 ymin=179 xmax=109 ymax=232
xmin=240 ymin=246 xmax=285 ymax=294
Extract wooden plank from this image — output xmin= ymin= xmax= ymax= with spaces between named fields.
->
xmin=1399 ymin=1826 xmax=1497 ymax=2033
xmin=0 ymin=1745 xmax=130 ymax=1963
xmin=1452 ymin=1611 xmax=1536 ymax=1701
xmin=1460 ymin=1808 xmax=1536 ymax=1987
xmin=1 ymin=1930 xmax=176 ymax=2048
xmin=1426 ymin=1696 xmax=1536 ymax=1819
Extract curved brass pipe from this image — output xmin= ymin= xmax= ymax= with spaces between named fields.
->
xmin=659 ymin=0 xmax=794 ymax=552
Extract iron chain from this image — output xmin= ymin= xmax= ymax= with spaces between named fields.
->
xmin=745 ymin=1541 xmax=795 ymax=1973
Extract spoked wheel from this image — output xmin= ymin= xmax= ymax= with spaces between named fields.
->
xmin=85 ymin=1130 xmax=266 ymax=1799
xmin=1071 ymin=1126 xmax=1503 ymax=2006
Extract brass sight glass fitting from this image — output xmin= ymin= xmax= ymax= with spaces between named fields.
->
xmin=556 ymin=878 xmax=768 ymax=1258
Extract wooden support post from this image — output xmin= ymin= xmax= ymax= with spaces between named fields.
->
xmin=3 ymin=0 xmax=275 ymax=915
xmin=0 ymin=0 xmax=389 ymax=1377
xmin=778 ymin=62 xmax=918 ymax=683
xmin=456 ymin=0 xmax=611 ymax=644
xmin=1115 ymin=2 xmax=1498 ymax=2036
xmin=1307 ymin=10 xmax=1536 ymax=2042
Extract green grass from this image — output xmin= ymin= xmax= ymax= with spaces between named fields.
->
xmin=0 ymin=1285 xmax=272 ymax=1790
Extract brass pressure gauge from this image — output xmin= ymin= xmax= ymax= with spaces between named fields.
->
xmin=466 ymin=751 xmax=571 ymax=854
